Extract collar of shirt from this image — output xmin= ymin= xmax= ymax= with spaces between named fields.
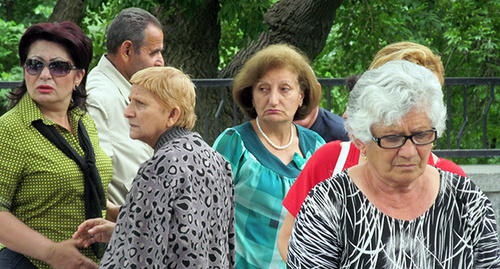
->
xmin=17 ymin=93 xmax=85 ymax=128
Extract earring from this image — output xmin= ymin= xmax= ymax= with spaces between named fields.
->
xmin=361 ymin=152 xmax=367 ymax=161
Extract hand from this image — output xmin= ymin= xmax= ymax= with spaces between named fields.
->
xmin=73 ymin=218 xmax=116 ymax=247
xmin=105 ymin=200 xmax=120 ymax=222
xmin=45 ymin=239 xmax=98 ymax=269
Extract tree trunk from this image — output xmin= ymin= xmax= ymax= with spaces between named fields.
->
xmin=155 ymin=0 xmax=343 ymax=143
xmin=158 ymin=0 xmax=221 ymax=78
xmin=211 ymin=0 xmax=343 ymax=143
xmin=156 ymin=0 xmax=222 ymax=142
xmin=219 ymin=0 xmax=344 ymax=78
xmin=48 ymin=0 xmax=86 ymax=24
xmin=3 ymin=0 xmax=15 ymax=21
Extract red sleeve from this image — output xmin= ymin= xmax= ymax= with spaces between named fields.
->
xmin=427 ymin=153 xmax=467 ymax=177
xmin=283 ymin=141 xmax=342 ymax=217
xmin=435 ymin=157 xmax=467 ymax=177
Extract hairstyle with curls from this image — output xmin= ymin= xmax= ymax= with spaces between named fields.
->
xmin=10 ymin=21 xmax=93 ymax=111
xmin=369 ymin=41 xmax=445 ymax=85
xmin=130 ymin=66 xmax=196 ymax=130
xmin=345 ymin=60 xmax=446 ymax=144
xmin=107 ymin=7 xmax=162 ymax=55
xmin=232 ymin=43 xmax=322 ymax=120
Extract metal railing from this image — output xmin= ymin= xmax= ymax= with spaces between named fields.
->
xmin=2 ymin=78 xmax=500 ymax=158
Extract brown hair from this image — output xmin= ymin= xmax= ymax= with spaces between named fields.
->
xmin=369 ymin=42 xmax=444 ymax=85
xmin=232 ymin=43 xmax=322 ymax=120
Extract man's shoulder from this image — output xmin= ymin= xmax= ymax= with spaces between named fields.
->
xmin=87 ymin=67 xmax=117 ymax=90
xmin=86 ymin=70 xmax=126 ymax=103
xmin=317 ymin=107 xmax=344 ymax=123
xmin=87 ymin=55 xmax=127 ymax=94
xmin=312 ymin=107 xmax=349 ymax=142
xmin=86 ymin=81 xmax=120 ymax=106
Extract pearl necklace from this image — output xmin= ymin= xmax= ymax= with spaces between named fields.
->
xmin=256 ymin=116 xmax=294 ymax=150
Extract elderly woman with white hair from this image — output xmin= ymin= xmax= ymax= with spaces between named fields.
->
xmin=287 ymin=60 xmax=500 ymax=268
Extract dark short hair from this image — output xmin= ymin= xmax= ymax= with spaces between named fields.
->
xmin=345 ymin=74 xmax=361 ymax=92
xmin=11 ymin=21 xmax=93 ymax=110
xmin=232 ymin=43 xmax=322 ymax=120
xmin=106 ymin=7 xmax=162 ymax=55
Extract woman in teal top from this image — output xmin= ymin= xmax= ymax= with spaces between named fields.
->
xmin=213 ymin=44 xmax=325 ymax=268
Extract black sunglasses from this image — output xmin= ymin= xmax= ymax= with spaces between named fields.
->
xmin=24 ymin=58 xmax=77 ymax=77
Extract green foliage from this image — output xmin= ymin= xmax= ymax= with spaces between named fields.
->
xmin=0 ymin=19 xmax=25 ymax=81
xmin=0 ymin=17 xmax=24 ymax=115
xmin=312 ymin=0 xmax=500 ymax=78
xmin=0 ymin=0 xmax=56 ymax=24
xmin=310 ymin=0 xmax=500 ymax=163
xmin=0 ymin=0 xmax=54 ymax=81
xmin=33 ymin=2 xmax=54 ymax=18
xmin=0 ymin=88 xmax=11 ymax=115
xmin=0 ymin=0 xmax=498 ymax=163
xmin=440 ymin=0 xmax=500 ymax=77
xmin=219 ymin=0 xmax=272 ymax=69
xmin=219 ymin=0 xmax=271 ymax=44
xmin=81 ymin=2 xmax=116 ymax=70
xmin=85 ymin=0 xmax=273 ymax=71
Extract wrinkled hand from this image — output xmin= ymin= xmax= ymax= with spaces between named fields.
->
xmin=45 ymin=239 xmax=98 ymax=269
xmin=73 ymin=218 xmax=116 ymax=247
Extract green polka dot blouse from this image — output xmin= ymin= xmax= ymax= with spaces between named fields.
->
xmin=0 ymin=94 xmax=112 ymax=268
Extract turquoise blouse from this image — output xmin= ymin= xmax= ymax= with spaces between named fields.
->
xmin=213 ymin=121 xmax=325 ymax=268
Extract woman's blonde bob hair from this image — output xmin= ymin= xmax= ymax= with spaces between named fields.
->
xmin=232 ymin=43 xmax=322 ymax=120
xmin=130 ymin=66 xmax=197 ymax=130
xmin=369 ymin=41 xmax=445 ymax=85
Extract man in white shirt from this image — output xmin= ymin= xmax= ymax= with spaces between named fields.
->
xmin=86 ymin=7 xmax=164 ymax=205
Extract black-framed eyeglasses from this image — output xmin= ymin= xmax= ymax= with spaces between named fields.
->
xmin=372 ymin=129 xmax=437 ymax=149
xmin=24 ymin=58 xmax=77 ymax=77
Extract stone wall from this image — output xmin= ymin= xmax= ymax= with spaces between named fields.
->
xmin=461 ymin=165 xmax=500 ymax=238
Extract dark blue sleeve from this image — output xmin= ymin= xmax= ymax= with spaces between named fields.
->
xmin=309 ymin=107 xmax=349 ymax=143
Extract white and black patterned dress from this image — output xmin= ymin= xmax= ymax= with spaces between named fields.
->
xmin=287 ymin=169 xmax=500 ymax=268
xmin=100 ymin=127 xmax=235 ymax=268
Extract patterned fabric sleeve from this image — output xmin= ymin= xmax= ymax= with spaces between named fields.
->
xmin=287 ymin=176 xmax=344 ymax=268
xmin=0 ymin=120 xmax=22 ymax=212
xmin=472 ymin=197 xmax=500 ymax=266
xmin=460 ymin=176 xmax=500 ymax=266
xmin=100 ymin=162 xmax=173 ymax=268
xmin=212 ymin=129 xmax=245 ymax=181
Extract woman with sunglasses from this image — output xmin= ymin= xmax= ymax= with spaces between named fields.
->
xmin=287 ymin=61 xmax=500 ymax=268
xmin=0 ymin=22 xmax=112 ymax=269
